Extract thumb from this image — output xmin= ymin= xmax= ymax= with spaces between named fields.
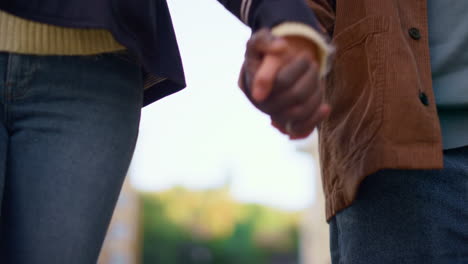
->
xmin=251 ymin=53 xmax=283 ymax=102
xmin=245 ymin=29 xmax=287 ymax=61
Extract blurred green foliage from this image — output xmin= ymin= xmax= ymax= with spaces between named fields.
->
xmin=141 ymin=186 xmax=300 ymax=264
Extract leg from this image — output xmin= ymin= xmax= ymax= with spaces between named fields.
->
xmin=0 ymin=116 xmax=7 ymax=214
xmin=329 ymin=147 xmax=468 ymax=264
xmin=0 ymin=52 xmax=143 ymax=264
xmin=329 ymin=217 xmax=341 ymax=264
xmin=0 ymin=53 xmax=11 ymax=212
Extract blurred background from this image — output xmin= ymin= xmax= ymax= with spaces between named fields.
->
xmin=98 ymin=0 xmax=330 ymax=263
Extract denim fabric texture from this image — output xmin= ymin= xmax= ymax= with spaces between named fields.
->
xmin=0 ymin=52 xmax=143 ymax=263
xmin=330 ymin=146 xmax=468 ymax=264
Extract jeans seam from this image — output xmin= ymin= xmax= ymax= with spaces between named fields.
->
xmin=336 ymin=217 xmax=344 ymax=264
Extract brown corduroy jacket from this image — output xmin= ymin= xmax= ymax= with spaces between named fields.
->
xmin=307 ymin=0 xmax=444 ymax=220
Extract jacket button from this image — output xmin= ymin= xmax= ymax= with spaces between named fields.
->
xmin=419 ymin=92 xmax=429 ymax=106
xmin=409 ymin=27 xmax=421 ymax=40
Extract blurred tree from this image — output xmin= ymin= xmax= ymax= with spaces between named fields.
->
xmin=141 ymin=186 xmax=300 ymax=264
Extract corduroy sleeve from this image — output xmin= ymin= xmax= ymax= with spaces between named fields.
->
xmin=306 ymin=0 xmax=336 ymax=36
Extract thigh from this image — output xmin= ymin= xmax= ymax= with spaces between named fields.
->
xmin=329 ymin=217 xmax=341 ymax=264
xmin=0 ymin=54 xmax=10 ymax=212
xmin=330 ymin=148 xmax=468 ymax=264
xmin=0 ymin=53 xmax=142 ymax=264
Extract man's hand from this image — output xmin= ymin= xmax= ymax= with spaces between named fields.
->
xmin=240 ymin=29 xmax=330 ymax=139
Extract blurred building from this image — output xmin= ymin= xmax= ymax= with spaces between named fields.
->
xmin=98 ymin=179 xmax=141 ymax=264
xmin=298 ymin=134 xmax=331 ymax=264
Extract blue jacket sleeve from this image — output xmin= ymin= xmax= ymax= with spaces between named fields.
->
xmin=217 ymin=0 xmax=322 ymax=32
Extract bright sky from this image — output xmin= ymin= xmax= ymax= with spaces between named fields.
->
xmin=129 ymin=0 xmax=320 ymax=211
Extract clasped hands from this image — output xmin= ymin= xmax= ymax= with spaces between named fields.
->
xmin=240 ymin=29 xmax=330 ymax=139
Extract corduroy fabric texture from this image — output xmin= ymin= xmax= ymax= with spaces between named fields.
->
xmin=308 ymin=0 xmax=445 ymax=220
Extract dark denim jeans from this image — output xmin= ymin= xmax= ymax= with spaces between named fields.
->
xmin=330 ymin=147 xmax=468 ymax=264
xmin=0 ymin=52 xmax=143 ymax=263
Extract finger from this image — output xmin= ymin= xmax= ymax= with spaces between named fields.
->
xmin=245 ymin=30 xmax=287 ymax=60
xmin=272 ymin=55 xmax=310 ymax=94
xmin=270 ymin=78 xmax=323 ymax=125
xmin=289 ymin=104 xmax=331 ymax=139
xmin=245 ymin=29 xmax=271 ymax=60
xmin=244 ymin=33 xmax=288 ymax=102
xmin=251 ymin=54 xmax=284 ymax=102
xmin=266 ymin=38 xmax=288 ymax=55
xmin=271 ymin=120 xmax=288 ymax=135
xmin=238 ymin=63 xmax=254 ymax=99
xmin=238 ymin=63 xmax=247 ymax=92
xmin=263 ymin=59 xmax=320 ymax=115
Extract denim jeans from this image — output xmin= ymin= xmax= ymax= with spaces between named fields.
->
xmin=0 ymin=52 xmax=143 ymax=263
xmin=330 ymin=147 xmax=468 ymax=264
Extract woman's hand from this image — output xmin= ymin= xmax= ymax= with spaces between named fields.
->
xmin=240 ymin=29 xmax=330 ymax=139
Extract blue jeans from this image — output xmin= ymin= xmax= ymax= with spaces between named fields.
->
xmin=330 ymin=147 xmax=468 ymax=264
xmin=0 ymin=52 xmax=143 ymax=263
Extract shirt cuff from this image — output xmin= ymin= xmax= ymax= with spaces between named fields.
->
xmin=271 ymin=22 xmax=331 ymax=76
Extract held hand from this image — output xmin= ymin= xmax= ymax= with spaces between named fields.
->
xmin=240 ymin=29 xmax=330 ymax=139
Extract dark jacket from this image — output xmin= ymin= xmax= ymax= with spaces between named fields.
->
xmin=0 ymin=0 xmax=321 ymax=106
